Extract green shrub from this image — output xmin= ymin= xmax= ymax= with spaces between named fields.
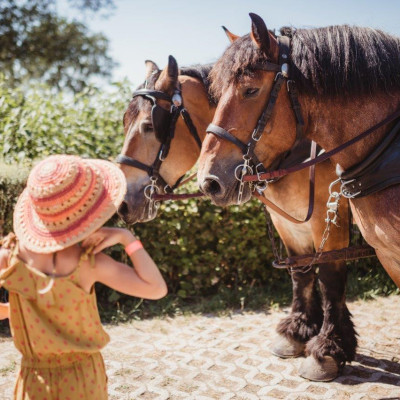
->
xmin=0 ymin=166 xmax=395 ymax=321
xmin=0 ymin=76 xmax=130 ymax=163
xmin=0 ymin=162 xmax=28 ymax=236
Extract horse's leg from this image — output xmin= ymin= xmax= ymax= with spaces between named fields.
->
xmin=300 ymin=205 xmax=357 ymax=381
xmin=269 ymin=214 xmax=323 ymax=358
xmin=299 ymin=260 xmax=357 ymax=381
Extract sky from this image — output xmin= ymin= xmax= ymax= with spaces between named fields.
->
xmin=59 ymin=0 xmax=400 ymax=87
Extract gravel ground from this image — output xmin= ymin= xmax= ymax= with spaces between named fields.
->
xmin=0 ymin=295 xmax=400 ymax=399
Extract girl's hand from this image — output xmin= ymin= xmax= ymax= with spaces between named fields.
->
xmin=82 ymin=227 xmax=136 ymax=254
xmin=0 ymin=303 xmax=9 ymax=320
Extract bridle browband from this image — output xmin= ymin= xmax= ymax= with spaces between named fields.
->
xmin=206 ymin=36 xmax=316 ymax=223
xmin=116 ymin=86 xmax=202 ymax=215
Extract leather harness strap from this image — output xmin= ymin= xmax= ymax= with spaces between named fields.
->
xmin=207 ymin=124 xmax=248 ymax=153
xmin=115 ymin=155 xmax=153 ymax=176
xmin=131 ymin=89 xmax=172 ymax=102
xmin=180 ymin=108 xmax=202 ymax=148
xmin=254 ymin=141 xmax=317 ymax=224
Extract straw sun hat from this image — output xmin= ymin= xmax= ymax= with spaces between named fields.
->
xmin=14 ymin=155 xmax=127 ymax=253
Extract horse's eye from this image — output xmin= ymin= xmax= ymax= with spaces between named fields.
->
xmin=141 ymin=123 xmax=153 ymax=134
xmin=244 ymin=88 xmax=259 ymax=97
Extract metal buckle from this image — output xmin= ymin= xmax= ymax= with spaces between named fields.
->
xmin=234 ymin=158 xmax=253 ymax=204
xmin=255 ymin=163 xmax=266 ymax=181
xmin=340 ymin=179 xmax=361 ymax=198
xmin=254 ymin=163 xmax=268 ymax=192
xmin=251 ymin=128 xmax=262 ymax=142
xmin=159 ymin=146 xmax=167 ymax=161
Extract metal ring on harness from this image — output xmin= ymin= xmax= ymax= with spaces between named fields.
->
xmin=144 ymin=178 xmax=160 ymax=201
xmin=234 ymin=162 xmax=253 ymax=181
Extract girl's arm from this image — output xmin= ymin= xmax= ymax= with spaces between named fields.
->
xmin=81 ymin=228 xmax=167 ymax=299
xmin=0 ymin=303 xmax=9 ymax=320
xmin=0 ymin=248 xmax=10 ymax=319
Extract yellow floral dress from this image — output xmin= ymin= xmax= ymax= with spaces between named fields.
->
xmin=0 ymin=239 xmax=110 ymax=400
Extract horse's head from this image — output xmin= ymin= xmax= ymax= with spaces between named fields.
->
xmin=198 ymin=14 xmax=301 ymax=206
xmin=118 ymin=56 xmax=212 ymax=224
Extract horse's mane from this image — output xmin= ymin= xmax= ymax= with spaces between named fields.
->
xmin=210 ymin=25 xmax=400 ymax=99
xmin=180 ymin=64 xmax=216 ymax=104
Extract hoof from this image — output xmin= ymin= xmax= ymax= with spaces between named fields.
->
xmin=270 ymin=334 xmax=305 ymax=358
xmin=298 ymin=355 xmax=339 ymax=382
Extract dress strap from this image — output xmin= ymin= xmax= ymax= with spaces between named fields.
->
xmin=78 ymin=246 xmax=96 ymax=268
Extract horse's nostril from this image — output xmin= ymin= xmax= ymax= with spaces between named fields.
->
xmin=118 ymin=201 xmax=129 ymax=218
xmin=201 ymin=178 xmax=222 ymax=196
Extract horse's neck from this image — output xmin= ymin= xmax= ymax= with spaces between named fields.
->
xmin=304 ymin=92 xmax=400 ymax=170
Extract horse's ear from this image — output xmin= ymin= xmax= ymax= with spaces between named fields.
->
xmin=144 ymin=60 xmax=159 ymax=79
xmin=249 ymin=13 xmax=270 ymax=53
xmin=156 ymin=55 xmax=179 ymax=96
xmin=222 ymin=26 xmax=240 ymax=43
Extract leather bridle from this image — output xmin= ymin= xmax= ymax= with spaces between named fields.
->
xmin=116 ymin=87 xmax=202 ymax=215
xmin=206 ymin=36 xmax=317 ymax=223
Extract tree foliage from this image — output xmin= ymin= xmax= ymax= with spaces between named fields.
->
xmin=68 ymin=0 xmax=115 ymax=12
xmin=0 ymin=0 xmax=116 ymax=91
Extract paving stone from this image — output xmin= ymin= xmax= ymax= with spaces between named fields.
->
xmin=0 ymin=295 xmax=400 ymax=399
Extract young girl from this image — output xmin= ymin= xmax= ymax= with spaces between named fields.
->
xmin=0 ymin=154 xmax=167 ymax=400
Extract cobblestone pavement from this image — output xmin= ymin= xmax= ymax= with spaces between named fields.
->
xmin=0 ymin=295 xmax=400 ymax=399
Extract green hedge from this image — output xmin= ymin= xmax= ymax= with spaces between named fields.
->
xmin=0 ymin=166 xmax=396 ymax=320
xmin=0 ymin=163 xmax=28 ymax=237
xmin=0 ymin=76 xmax=129 ymax=163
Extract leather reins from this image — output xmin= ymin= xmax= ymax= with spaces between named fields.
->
xmin=116 ymin=87 xmax=203 ymax=204
xmin=206 ymin=36 xmax=317 ymax=224
xmin=243 ymin=107 xmax=400 ymax=184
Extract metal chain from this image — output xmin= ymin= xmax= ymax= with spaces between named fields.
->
xmin=235 ymin=157 xmax=253 ymax=204
xmin=144 ymin=177 xmax=161 ymax=219
xmin=262 ymin=205 xmax=282 ymax=263
xmin=291 ymin=178 xmax=342 ymax=273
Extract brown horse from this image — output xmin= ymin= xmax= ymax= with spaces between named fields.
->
xmin=198 ymin=15 xmax=400 ymax=282
xmin=198 ymin=12 xmax=400 ymax=374
xmin=118 ymin=55 xmax=355 ymax=381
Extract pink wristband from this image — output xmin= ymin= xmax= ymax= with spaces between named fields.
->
xmin=125 ymin=240 xmax=143 ymax=256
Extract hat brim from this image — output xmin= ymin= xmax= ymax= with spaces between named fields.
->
xmin=14 ymin=159 xmax=127 ymax=254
